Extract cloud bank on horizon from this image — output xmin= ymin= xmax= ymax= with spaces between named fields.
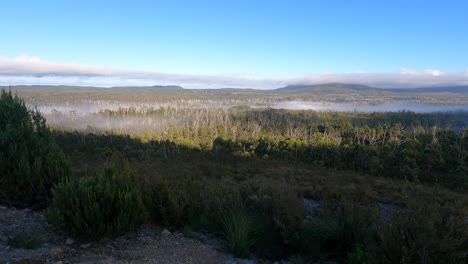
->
xmin=1 ymin=55 xmax=467 ymax=89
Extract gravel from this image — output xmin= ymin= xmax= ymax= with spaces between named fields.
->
xmin=0 ymin=206 xmax=258 ymax=264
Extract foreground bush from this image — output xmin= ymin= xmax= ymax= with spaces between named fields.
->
xmin=380 ymin=205 xmax=467 ymax=264
xmin=220 ymin=210 xmax=256 ymax=258
xmin=143 ymin=177 xmax=204 ymax=228
xmin=0 ymin=90 xmax=70 ymax=208
xmin=46 ymin=165 xmax=148 ymax=238
xmin=301 ymin=201 xmax=379 ymax=262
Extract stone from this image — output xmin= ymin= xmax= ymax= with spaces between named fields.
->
xmin=50 ymin=247 xmax=64 ymax=254
xmin=66 ymin=237 xmax=75 ymax=245
xmin=102 ymin=244 xmax=114 ymax=252
xmin=80 ymin=243 xmax=91 ymax=249
xmin=161 ymin=229 xmax=171 ymax=238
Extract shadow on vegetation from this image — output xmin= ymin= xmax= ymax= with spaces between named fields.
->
xmin=49 ymin=131 xmax=467 ymax=263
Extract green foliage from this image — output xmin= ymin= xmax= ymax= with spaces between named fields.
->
xmin=45 ymin=119 xmax=467 ymax=262
xmin=347 ymin=247 xmax=381 ymax=264
xmin=143 ymin=176 xmax=204 ymax=228
xmin=46 ymin=164 xmax=148 ymax=238
xmin=0 ymin=89 xmax=70 ymax=208
xmin=271 ymin=187 xmax=305 ymax=247
xmin=220 ymin=210 xmax=256 ymax=258
xmin=288 ymin=255 xmax=308 ymax=264
xmin=301 ymin=201 xmax=377 ymax=261
xmin=242 ymin=184 xmax=305 ymax=259
xmin=7 ymin=229 xmax=43 ymax=249
xmin=379 ymin=205 xmax=467 ymax=264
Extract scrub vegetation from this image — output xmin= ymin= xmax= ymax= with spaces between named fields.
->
xmin=0 ymin=87 xmax=467 ymax=263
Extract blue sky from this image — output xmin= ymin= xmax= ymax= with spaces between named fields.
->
xmin=0 ymin=0 xmax=467 ymax=88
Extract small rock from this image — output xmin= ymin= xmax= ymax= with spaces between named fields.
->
xmin=24 ymin=208 xmax=33 ymax=215
xmin=66 ymin=237 xmax=75 ymax=245
xmin=80 ymin=243 xmax=91 ymax=249
xmin=161 ymin=229 xmax=171 ymax=238
xmin=102 ymin=244 xmax=114 ymax=252
xmin=50 ymin=247 xmax=64 ymax=254
xmin=5 ymin=245 xmax=11 ymax=251
xmin=56 ymin=261 xmax=63 ymax=264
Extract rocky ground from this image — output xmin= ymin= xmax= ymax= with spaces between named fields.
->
xmin=0 ymin=206 xmax=257 ymax=264
xmin=1 ymin=200 xmax=395 ymax=263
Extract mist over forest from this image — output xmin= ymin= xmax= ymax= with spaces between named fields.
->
xmin=2 ymin=84 xmax=467 ymax=263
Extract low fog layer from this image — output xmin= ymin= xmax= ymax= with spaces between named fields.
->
xmin=32 ymin=100 xmax=468 ymax=135
xmin=269 ymin=101 xmax=468 ymax=113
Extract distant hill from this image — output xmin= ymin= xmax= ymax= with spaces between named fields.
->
xmin=2 ymin=83 xmax=466 ymax=94
xmin=2 ymin=85 xmax=95 ymax=89
xmin=274 ymin=83 xmax=387 ymax=96
xmin=275 ymin=83 xmax=468 ymax=95
xmin=111 ymin=85 xmax=184 ymax=90
xmin=276 ymin=83 xmax=376 ymax=91
xmin=384 ymin=86 xmax=468 ymax=94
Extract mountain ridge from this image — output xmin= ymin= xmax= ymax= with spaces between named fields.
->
xmin=2 ymin=83 xmax=467 ymax=94
xmin=275 ymin=83 xmax=468 ymax=94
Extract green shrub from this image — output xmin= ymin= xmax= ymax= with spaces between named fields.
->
xmin=220 ymin=210 xmax=256 ymax=257
xmin=380 ymin=205 xmax=467 ymax=264
xmin=244 ymin=184 xmax=304 ymax=259
xmin=46 ymin=164 xmax=148 ymax=238
xmin=347 ymin=247 xmax=381 ymax=264
xmin=272 ymin=187 xmax=305 ymax=247
xmin=301 ymin=201 xmax=377 ymax=261
xmin=0 ymin=90 xmax=70 ymax=208
xmin=7 ymin=229 xmax=43 ymax=249
xmin=143 ymin=176 xmax=204 ymax=228
xmin=288 ymin=255 xmax=308 ymax=264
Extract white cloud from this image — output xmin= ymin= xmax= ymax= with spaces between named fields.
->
xmin=400 ymin=68 xmax=446 ymax=77
xmin=0 ymin=55 xmax=113 ymax=76
xmin=0 ymin=55 xmax=467 ymax=89
xmin=288 ymin=69 xmax=468 ymax=88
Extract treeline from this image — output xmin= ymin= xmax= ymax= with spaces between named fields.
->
xmin=52 ymin=107 xmax=468 ymax=190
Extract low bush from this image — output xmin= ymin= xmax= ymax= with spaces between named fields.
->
xmin=244 ymin=184 xmax=304 ymax=259
xmin=143 ymin=176 xmax=204 ymax=228
xmin=347 ymin=247 xmax=381 ymax=264
xmin=301 ymin=201 xmax=378 ymax=262
xmin=271 ymin=187 xmax=305 ymax=247
xmin=46 ymin=164 xmax=148 ymax=238
xmin=7 ymin=229 xmax=43 ymax=249
xmin=379 ymin=204 xmax=467 ymax=264
xmin=220 ymin=210 xmax=256 ymax=257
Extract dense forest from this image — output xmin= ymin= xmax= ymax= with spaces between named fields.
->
xmin=48 ymin=105 xmax=468 ymax=190
xmin=1 ymin=88 xmax=467 ymax=263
